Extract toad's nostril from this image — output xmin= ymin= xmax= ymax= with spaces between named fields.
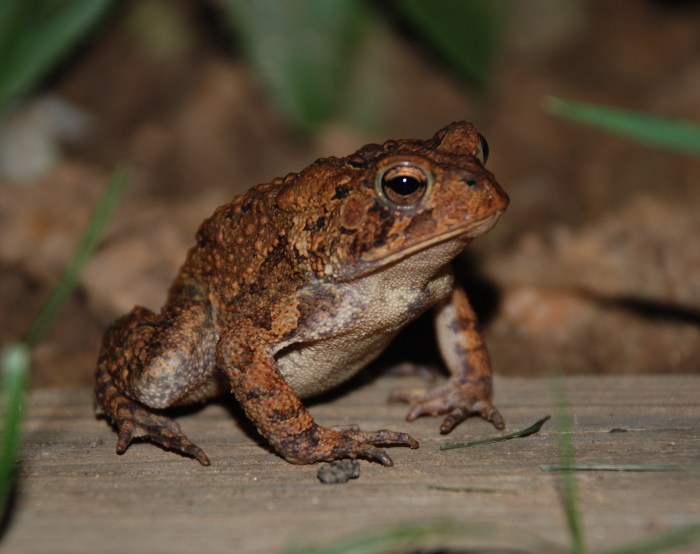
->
xmin=466 ymin=178 xmax=477 ymax=188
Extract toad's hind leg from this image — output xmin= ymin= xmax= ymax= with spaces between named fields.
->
xmin=95 ymin=304 xmax=220 ymax=465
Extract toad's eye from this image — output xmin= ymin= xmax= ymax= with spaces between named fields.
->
xmin=476 ymin=133 xmax=489 ymax=165
xmin=376 ymin=162 xmax=432 ymax=208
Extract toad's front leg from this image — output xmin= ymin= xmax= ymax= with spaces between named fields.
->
xmin=217 ymin=321 xmax=418 ymax=466
xmin=391 ymin=284 xmax=505 ymax=433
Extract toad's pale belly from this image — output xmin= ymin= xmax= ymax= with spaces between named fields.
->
xmin=276 ymin=329 xmax=398 ymax=399
xmin=273 ymin=243 xmax=462 ymax=398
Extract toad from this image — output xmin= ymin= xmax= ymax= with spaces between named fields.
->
xmin=95 ymin=121 xmax=509 ymax=466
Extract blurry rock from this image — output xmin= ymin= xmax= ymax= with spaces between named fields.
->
xmin=486 ymin=194 xmax=700 ymax=311
xmin=0 ymin=160 xmax=225 ymax=320
xmin=485 ymin=194 xmax=700 ymax=375
xmin=489 ymin=285 xmax=700 ymax=375
xmin=82 ymin=189 xmax=226 ymax=319
xmin=0 ymin=96 xmax=92 ymax=182
xmin=82 ymin=213 xmax=188 ymax=318
xmin=0 ymin=162 xmax=103 ymax=282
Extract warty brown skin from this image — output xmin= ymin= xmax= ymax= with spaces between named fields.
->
xmin=94 ymin=121 xmax=509 ymax=466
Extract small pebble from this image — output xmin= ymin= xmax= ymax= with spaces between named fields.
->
xmin=317 ymin=459 xmax=360 ymax=484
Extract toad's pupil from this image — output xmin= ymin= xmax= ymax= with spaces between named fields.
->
xmin=387 ymin=176 xmax=420 ymax=195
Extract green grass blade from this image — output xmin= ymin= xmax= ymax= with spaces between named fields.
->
xmin=542 ymin=96 xmax=700 ymax=157
xmin=601 ymin=524 xmax=700 ymax=554
xmin=0 ymin=343 xmax=29 ymax=514
xmin=440 ymin=414 xmax=550 ymax=451
xmin=552 ymin=377 xmax=586 ymax=554
xmin=24 ymin=165 xmax=129 ymax=348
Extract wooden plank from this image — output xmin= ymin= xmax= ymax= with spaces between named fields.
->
xmin=3 ymin=375 xmax=699 ymax=553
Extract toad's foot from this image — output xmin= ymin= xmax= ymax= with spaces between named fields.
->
xmin=389 ymin=379 xmax=505 ymax=434
xmin=279 ymin=424 xmax=418 ymax=466
xmin=110 ymin=400 xmax=210 ymax=466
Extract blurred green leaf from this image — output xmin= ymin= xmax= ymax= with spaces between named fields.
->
xmin=0 ymin=1 xmax=24 ymax=57
xmin=219 ymin=0 xmax=367 ymax=133
xmin=0 ymin=343 xmax=29 ymax=515
xmin=0 ymin=0 xmax=114 ymax=110
xmin=393 ymin=0 xmax=500 ymax=88
xmin=543 ymin=96 xmax=700 ymax=157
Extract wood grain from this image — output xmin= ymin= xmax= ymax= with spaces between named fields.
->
xmin=3 ymin=375 xmax=699 ymax=553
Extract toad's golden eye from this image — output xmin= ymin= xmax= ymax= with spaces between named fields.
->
xmin=375 ymin=162 xmax=432 ymax=208
xmin=475 ymin=133 xmax=489 ymax=165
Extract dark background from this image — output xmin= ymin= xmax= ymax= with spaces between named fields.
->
xmin=1 ymin=0 xmax=699 ymax=388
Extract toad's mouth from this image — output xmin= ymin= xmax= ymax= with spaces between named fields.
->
xmin=336 ymin=210 xmax=504 ymax=281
